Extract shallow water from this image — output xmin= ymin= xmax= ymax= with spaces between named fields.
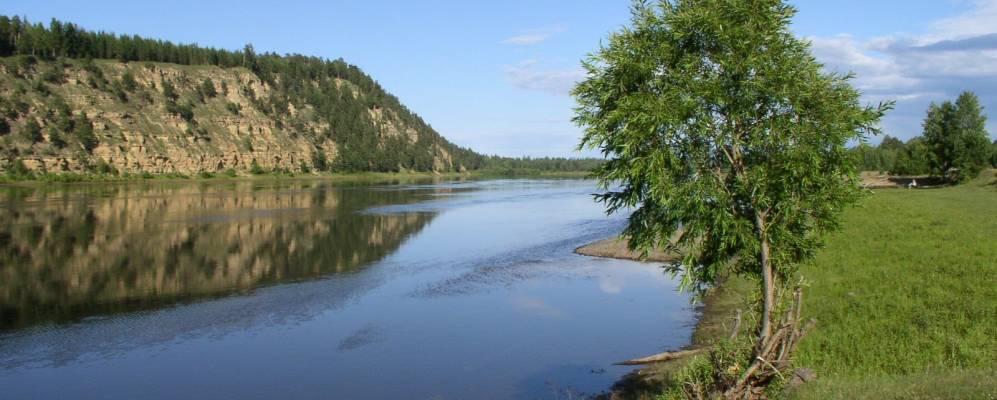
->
xmin=0 ymin=178 xmax=696 ymax=399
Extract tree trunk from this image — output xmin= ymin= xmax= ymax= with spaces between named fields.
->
xmin=755 ymin=212 xmax=774 ymax=345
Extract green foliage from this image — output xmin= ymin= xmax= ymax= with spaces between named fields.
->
xmin=223 ymin=168 xmax=237 ymax=178
xmin=575 ymin=0 xmax=889 ymax=293
xmin=20 ymin=118 xmax=43 ymax=143
xmin=5 ymin=158 xmax=32 ymax=178
xmin=46 ymin=126 xmax=66 ymax=148
xmin=161 ymin=80 xmax=178 ymax=102
xmin=889 ymin=137 xmax=931 ymax=175
xmin=120 ymin=70 xmax=138 ymax=91
xmin=198 ymin=171 xmax=214 ymax=179
xmin=165 ymin=101 xmax=195 ymax=122
xmin=73 ymin=114 xmax=96 ymax=152
xmin=992 ymin=139 xmax=997 ymax=167
xmin=199 ymin=78 xmax=216 ymax=99
xmin=90 ymin=158 xmax=117 ymax=175
xmin=923 ymin=91 xmax=991 ymax=182
xmin=225 ymin=101 xmax=240 ymax=115
xmin=311 ymin=151 xmax=328 ymax=172
xmin=249 ymin=160 xmax=265 ymax=175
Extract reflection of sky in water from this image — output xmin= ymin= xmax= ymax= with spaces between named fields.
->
xmin=0 ymin=179 xmax=697 ymax=400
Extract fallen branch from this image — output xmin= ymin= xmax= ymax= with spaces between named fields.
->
xmin=615 ymin=348 xmax=704 ymax=365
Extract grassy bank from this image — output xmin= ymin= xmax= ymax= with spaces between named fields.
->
xmin=601 ymin=171 xmax=996 ymax=399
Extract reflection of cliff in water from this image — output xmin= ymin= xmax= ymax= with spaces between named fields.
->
xmin=0 ymin=180 xmax=441 ymax=331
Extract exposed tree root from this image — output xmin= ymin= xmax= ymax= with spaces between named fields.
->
xmin=722 ymin=287 xmax=814 ymax=399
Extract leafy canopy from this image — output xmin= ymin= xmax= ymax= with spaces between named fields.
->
xmin=574 ymin=0 xmax=890 ymax=294
xmin=923 ymin=91 xmax=991 ymax=182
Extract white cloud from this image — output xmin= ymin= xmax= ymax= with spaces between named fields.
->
xmin=808 ymin=0 xmax=997 ymax=140
xmin=503 ymin=59 xmax=585 ymax=95
xmin=501 ymin=26 xmax=566 ymax=45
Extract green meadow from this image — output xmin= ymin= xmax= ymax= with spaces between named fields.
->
xmin=788 ymin=172 xmax=996 ymax=398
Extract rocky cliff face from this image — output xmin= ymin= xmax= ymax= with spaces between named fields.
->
xmin=0 ymin=58 xmax=463 ymax=174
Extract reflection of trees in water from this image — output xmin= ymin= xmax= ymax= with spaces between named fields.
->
xmin=0 ymin=181 xmax=439 ymax=331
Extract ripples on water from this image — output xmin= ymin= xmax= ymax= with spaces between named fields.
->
xmin=0 ymin=178 xmax=696 ymax=399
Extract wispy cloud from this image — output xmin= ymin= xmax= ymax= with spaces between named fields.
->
xmin=807 ymin=0 xmax=997 ymax=140
xmin=501 ymin=26 xmax=566 ymax=45
xmin=503 ymin=59 xmax=585 ymax=95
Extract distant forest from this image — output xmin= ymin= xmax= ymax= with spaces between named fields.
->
xmin=0 ymin=16 xmax=601 ymax=174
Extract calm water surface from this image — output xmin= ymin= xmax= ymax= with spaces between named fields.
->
xmin=0 ymin=178 xmax=696 ymax=399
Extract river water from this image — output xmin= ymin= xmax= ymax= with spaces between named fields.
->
xmin=0 ymin=178 xmax=695 ymax=399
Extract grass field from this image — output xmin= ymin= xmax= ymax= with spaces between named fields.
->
xmin=787 ymin=172 xmax=997 ymax=398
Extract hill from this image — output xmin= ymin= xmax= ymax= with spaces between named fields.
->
xmin=0 ymin=16 xmax=489 ymax=175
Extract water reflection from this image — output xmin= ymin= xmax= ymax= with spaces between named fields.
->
xmin=0 ymin=180 xmax=444 ymax=331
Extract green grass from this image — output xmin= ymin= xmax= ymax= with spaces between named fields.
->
xmin=788 ymin=172 xmax=996 ymax=398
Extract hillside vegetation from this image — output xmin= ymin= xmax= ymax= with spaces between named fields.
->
xmin=0 ymin=16 xmax=601 ymax=177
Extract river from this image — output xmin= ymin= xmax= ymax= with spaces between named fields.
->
xmin=0 ymin=178 xmax=695 ymax=399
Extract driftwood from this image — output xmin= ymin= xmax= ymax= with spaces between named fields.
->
xmin=616 ymin=308 xmax=743 ymax=366
xmin=615 ymin=348 xmax=704 ymax=365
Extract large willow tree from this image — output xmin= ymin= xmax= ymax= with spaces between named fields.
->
xmin=574 ymin=0 xmax=889 ymax=396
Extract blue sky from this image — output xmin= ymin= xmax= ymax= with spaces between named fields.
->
xmin=5 ymin=1 xmax=996 ymax=157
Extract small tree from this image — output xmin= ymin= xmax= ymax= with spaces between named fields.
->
xmin=923 ymin=91 xmax=991 ymax=182
xmin=73 ymin=114 xmax=97 ymax=152
xmin=574 ymin=0 xmax=889 ymax=396
xmin=200 ymin=78 xmax=217 ymax=99
xmin=21 ymin=119 xmax=44 ymax=143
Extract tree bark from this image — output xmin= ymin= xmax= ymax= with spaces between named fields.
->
xmin=755 ymin=211 xmax=774 ymax=346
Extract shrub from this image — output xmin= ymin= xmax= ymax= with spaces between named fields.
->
xmin=200 ymin=78 xmax=217 ymax=99
xmin=7 ymin=159 xmax=32 ymax=178
xmin=249 ymin=160 xmax=265 ymax=175
xmin=120 ymin=71 xmax=138 ymax=91
xmin=73 ymin=115 xmax=97 ymax=152
xmin=226 ymin=101 xmax=241 ymax=115
xmin=21 ymin=119 xmax=44 ymax=143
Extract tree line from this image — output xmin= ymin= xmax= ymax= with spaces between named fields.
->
xmin=855 ymin=91 xmax=994 ymax=182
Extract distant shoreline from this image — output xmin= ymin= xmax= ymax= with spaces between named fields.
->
xmin=0 ymin=170 xmax=593 ymax=185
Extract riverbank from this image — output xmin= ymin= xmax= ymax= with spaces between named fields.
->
xmin=583 ymin=171 xmax=997 ymax=399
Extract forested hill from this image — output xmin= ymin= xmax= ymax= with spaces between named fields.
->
xmin=0 ymin=16 xmax=496 ymax=174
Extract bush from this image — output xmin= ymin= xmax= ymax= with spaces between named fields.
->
xmin=166 ymin=101 xmax=195 ymax=122
xmin=312 ymin=151 xmax=328 ymax=172
xmin=21 ymin=119 xmax=43 ymax=143
xmin=6 ymin=159 xmax=33 ymax=178
xmin=200 ymin=79 xmax=217 ymax=99
xmin=223 ymin=168 xmax=237 ymax=178
xmin=47 ymin=127 xmax=67 ymax=148
xmin=120 ymin=71 xmax=138 ymax=91
xmin=91 ymin=158 xmax=117 ymax=175
xmin=73 ymin=115 xmax=97 ymax=152
xmin=226 ymin=102 xmax=241 ymax=115
xmin=249 ymin=160 xmax=265 ymax=175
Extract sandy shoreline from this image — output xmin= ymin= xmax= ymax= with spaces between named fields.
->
xmin=574 ymin=236 xmax=681 ymax=263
